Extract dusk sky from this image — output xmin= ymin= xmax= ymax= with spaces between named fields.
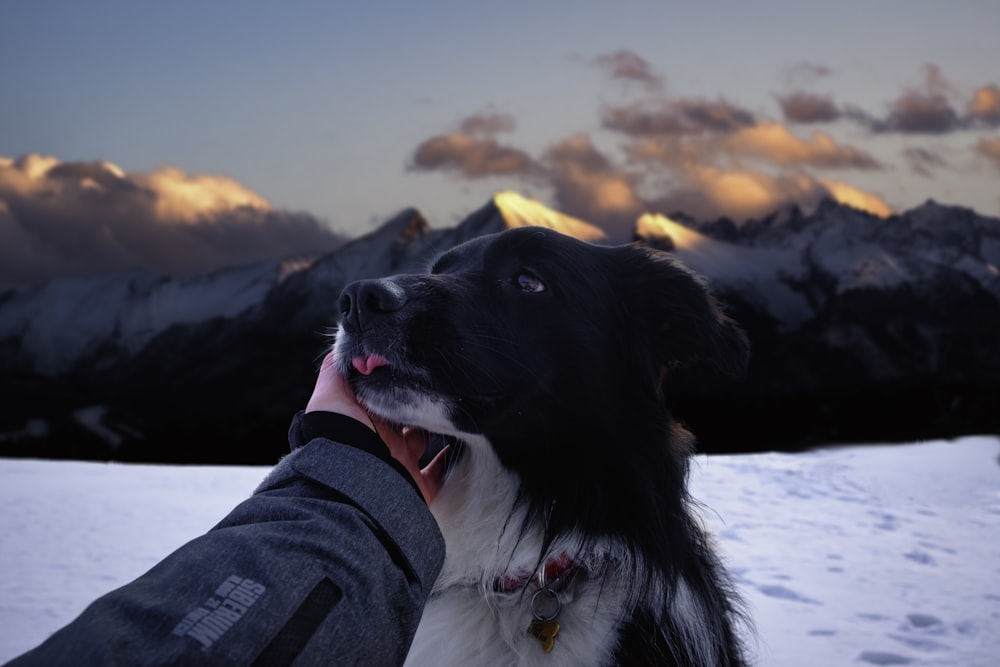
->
xmin=2 ymin=0 xmax=999 ymax=286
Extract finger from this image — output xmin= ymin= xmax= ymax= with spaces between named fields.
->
xmin=373 ymin=422 xmax=441 ymax=503
xmin=400 ymin=427 xmax=429 ymax=464
xmin=306 ymin=353 xmax=372 ymax=427
xmin=371 ymin=417 xmax=405 ymax=452
xmin=419 ymin=445 xmax=450 ymax=505
xmin=378 ymin=424 xmax=429 ymax=472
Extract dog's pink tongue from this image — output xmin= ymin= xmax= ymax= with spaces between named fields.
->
xmin=352 ymin=354 xmax=389 ymax=376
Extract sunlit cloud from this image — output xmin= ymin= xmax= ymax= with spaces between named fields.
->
xmin=404 ymin=56 xmax=1000 ymax=229
xmin=0 ymin=154 xmax=343 ymax=288
xmin=968 ymin=85 xmax=1000 ymax=127
xmin=681 ymin=166 xmax=819 ymax=221
xmin=621 ymin=119 xmax=882 ymax=172
xmin=410 ymin=133 xmax=537 ymax=178
xmin=546 ymin=133 xmax=892 ymax=225
xmin=542 ymin=134 xmax=644 ymax=236
xmin=623 ymin=136 xmax=707 ymax=169
xmin=722 ymin=122 xmax=882 ymax=169
xmin=651 ymin=165 xmax=891 ymax=222
xmin=591 ymin=49 xmax=664 ymax=92
xmin=412 ymin=113 xmax=892 ymax=229
xmin=132 ymin=166 xmax=270 ymax=223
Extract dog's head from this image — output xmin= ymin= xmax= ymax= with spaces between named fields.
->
xmin=334 ymin=226 xmax=750 ymax=661
xmin=333 ymin=226 xmax=747 ymax=457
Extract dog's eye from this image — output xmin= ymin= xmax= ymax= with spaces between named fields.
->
xmin=514 ymin=271 xmax=546 ymax=293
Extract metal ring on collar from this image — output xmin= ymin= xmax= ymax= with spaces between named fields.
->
xmin=530 ymin=587 xmax=562 ymax=622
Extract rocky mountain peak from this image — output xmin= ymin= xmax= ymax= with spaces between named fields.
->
xmin=1 ymin=192 xmax=998 ymax=461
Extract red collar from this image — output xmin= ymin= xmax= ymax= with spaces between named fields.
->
xmin=494 ymin=553 xmax=582 ymax=593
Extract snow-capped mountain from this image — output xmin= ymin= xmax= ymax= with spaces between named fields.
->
xmin=1 ymin=192 xmax=997 ymax=462
xmin=639 ymin=198 xmax=1000 ymax=448
xmin=638 ymin=199 xmax=1000 ymax=329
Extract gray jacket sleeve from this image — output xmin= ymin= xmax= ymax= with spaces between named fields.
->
xmin=6 ymin=412 xmax=445 ymax=666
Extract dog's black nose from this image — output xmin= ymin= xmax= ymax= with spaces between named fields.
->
xmin=339 ymin=279 xmax=407 ymax=331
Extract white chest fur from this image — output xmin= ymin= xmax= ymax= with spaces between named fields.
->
xmin=403 ymin=439 xmax=629 ymax=667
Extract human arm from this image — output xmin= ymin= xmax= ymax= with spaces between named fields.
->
xmin=6 ymin=364 xmax=445 ymax=666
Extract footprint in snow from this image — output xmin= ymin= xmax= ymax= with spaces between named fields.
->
xmin=916 ymin=540 xmax=956 ymax=555
xmin=869 ymin=511 xmax=898 ymax=531
xmin=857 ymin=650 xmax=913 ymax=665
xmin=903 ymin=550 xmax=936 ymax=565
xmin=905 ymin=613 xmax=942 ymax=629
xmin=873 ymin=612 xmax=963 ymax=654
xmin=887 ymin=633 xmax=950 ymax=652
xmin=757 ymin=584 xmax=821 ymax=605
xmin=857 ymin=613 xmax=892 ymax=622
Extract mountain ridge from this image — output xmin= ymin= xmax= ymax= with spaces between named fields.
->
xmin=1 ymin=191 xmax=998 ymax=462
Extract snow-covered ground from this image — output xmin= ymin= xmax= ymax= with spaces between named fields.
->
xmin=1 ymin=437 xmax=998 ymax=665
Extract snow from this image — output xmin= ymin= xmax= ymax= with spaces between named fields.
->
xmin=1 ymin=439 xmax=998 ymax=665
xmin=636 ymin=213 xmax=813 ymax=328
xmin=495 ymin=191 xmax=607 ymax=242
xmin=690 ymin=436 xmax=1000 ymax=666
xmin=0 ymin=259 xmax=296 ymax=375
xmin=0 ymin=270 xmax=159 ymax=374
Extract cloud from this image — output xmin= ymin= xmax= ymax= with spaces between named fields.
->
xmin=976 ymin=137 xmax=1000 ymax=170
xmin=408 ymin=55 xmax=902 ymax=229
xmin=458 ymin=112 xmax=517 ymax=135
xmin=410 ymin=133 xmax=537 ymax=178
xmin=857 ymin=65 xmax=1000 ymax=134
xmin=651 ymin=166 xmax=820 ymax=222
xmin=650 ymin=165 xmax=891 ymax=222
xmin=722 ymin=122 xmax=882 ymax=169
xmin=622 ymin=120 xmax=881 ymax=171
xmin=541 ymin=134 xmax=644 ymax=236
xmin=602 ymin=98 xmax=757 ymax=137
xmin=411 ymin=114 xmax=891 ymax=230
xmin=591 ymin=50 xmax=664 ymax=92
xmin=968 ymin=85 xmax=1000 ymax=127
xmin=879 ymin=88 xmax=962 ymax=134
xmin=676 ymin=99 xmax=758 ymax=134
xmin=602 ymin=104 xmax=687 ymax=137
xmin=538 ymin=132 xmax=891 ymax=227
xmin=775 ymin=92 xmax=842 ymax=124
xmin=0 ymin=154 xmax=344 ymax=288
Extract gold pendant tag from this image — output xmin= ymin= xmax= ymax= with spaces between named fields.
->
xmin=528 ymin=618 xmax=560 ymax=653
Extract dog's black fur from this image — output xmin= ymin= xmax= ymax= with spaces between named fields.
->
xmin=337 ymin=227 xmax=750 ymax=665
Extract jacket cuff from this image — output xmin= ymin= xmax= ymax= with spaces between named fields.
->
xmin=287 ymin=411 xmax=423 ymax=501
xmin=254 ymin=440 xmax=445 ymax=605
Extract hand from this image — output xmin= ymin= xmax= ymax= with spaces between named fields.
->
xmin=306 ymin=353 xmax=448 ymax=504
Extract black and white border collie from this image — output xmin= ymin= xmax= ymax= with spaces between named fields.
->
xmin=333 ymin=227 xmax=751 ymax=666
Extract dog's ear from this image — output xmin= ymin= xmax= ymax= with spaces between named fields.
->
xmin=629 ymin=245 xmax=750 ymax=378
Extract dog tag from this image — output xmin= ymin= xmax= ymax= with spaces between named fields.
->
xmin=528 ymin=618 xmax=560 ymax=653
xmin=528 ymin=587 xmax=562 ymax=652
